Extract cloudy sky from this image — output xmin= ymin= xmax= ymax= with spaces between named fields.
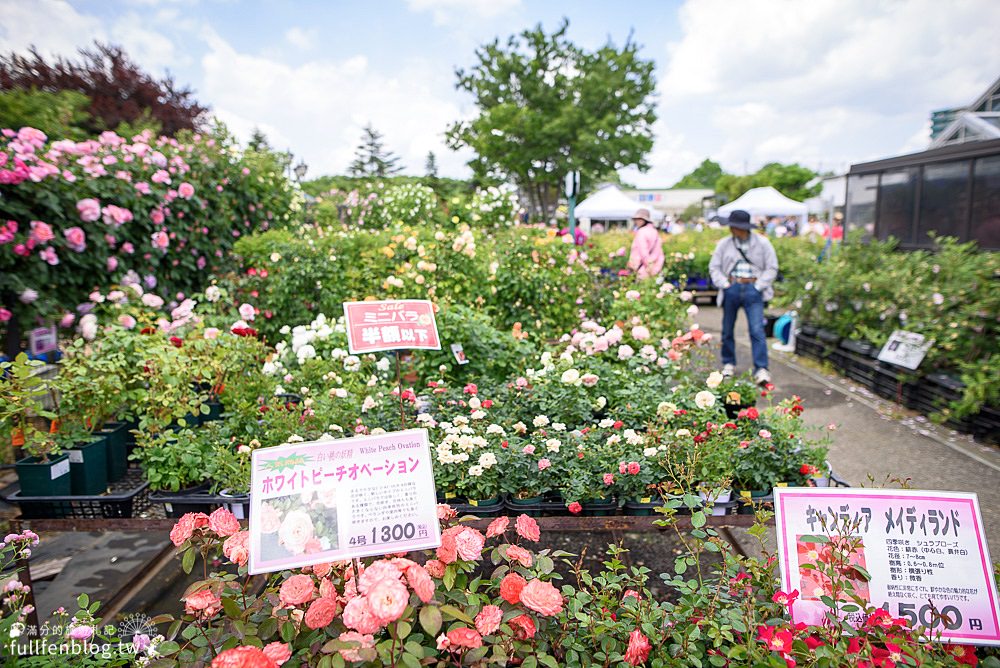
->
xmin=2 ymin=0 xmax=998 ymax=185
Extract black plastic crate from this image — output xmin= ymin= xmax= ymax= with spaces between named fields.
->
xmin=149 ymin=485 xmax=224 ymax=518
xmin=7 ymin=468 xmax=150 ymax=519
xmin=840 ymin=339 xmax=877 ymax=358
xmin=795 ymin=333 xmax=825 ymax=361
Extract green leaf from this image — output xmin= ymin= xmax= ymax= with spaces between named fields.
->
xmin=280 ymin=620 xmax=296 ymax=643
xmin=395 ymin=620 xmax=412 ymax=640
xmin=181 ymin=547 xmax=196 ymax=574
xmin=221 ymin=597 xmax=242 ymax=619
xmin=156 ymin=640 xmax=181 ymax=655
xmin=400 ymin=653 xmax=421 ymax=668
xmin=419 ymin=605 xmax=442 ymax=637
xmin=691 ymin=511 xmax=707 ymax=529
xmin=522 ymin=657 xmax=538 ymax=668
xmin=77 ymin=593 xmax=90 ymax=609
xmin=439 ymin=604 xmax=474 ymax=624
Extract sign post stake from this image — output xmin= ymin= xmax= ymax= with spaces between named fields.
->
xmin=395 ymin=350 xmax=407 ymax=429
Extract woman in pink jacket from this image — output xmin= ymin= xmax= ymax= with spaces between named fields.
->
xmin=627 ymin=208 xmax=664 ymax=279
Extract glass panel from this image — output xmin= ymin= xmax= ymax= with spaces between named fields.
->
xmin=877 ymin=168 xmax=917 ymax=243
xmin=845 ymin=174 xmax=877 ymax=240
xmin=917 ymin=161 xmax=970 ymax=245
xmin=971 ymin=155 xmax=1000 ymax=250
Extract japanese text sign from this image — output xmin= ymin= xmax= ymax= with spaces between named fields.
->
xmin=248 ymin=429 xmax=441 ymax=574
xmin=877 ymin=330 xmax=933 ymax=370
xmin=343 ymin=300 xmax=441 ymax=354
xmin=29 ymin=325 xmax=58 ymax=357
xmin=774 ymin=488 xmax=1000 ymax=645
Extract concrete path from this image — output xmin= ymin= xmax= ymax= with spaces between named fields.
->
xmin=695 ymin=304 xmax=1000 ymax=557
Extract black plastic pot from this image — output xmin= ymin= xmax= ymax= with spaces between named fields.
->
xmin=69 ymin=436 xmax=109 ymax=495
xmin=505 ymin=495 xmax=544 ymax=517
xmin=99 ymin=421 xmax=129 ymax=482
xmin=148 ymin=481 xmax=217 ymax=518
xmin=580 ymin=497 xmax=617 ymax=517
xmin=15 ymin=453 xmax=72 ymax=497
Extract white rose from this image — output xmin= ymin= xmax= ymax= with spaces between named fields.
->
xmin=468 ymin=465 xmax=484 ymax=477
xmin=617 ymin=345 xmax=635 ymax=360
xmin=675 ymin=428 xmax=691 ymax=438
xmin=204 ymin=285 xmax=221 ymax=302
xmin=561 ymin=368 xmax=581 ymax=385
xmin=694 ymin=391 xmax=716 ymax=409
xmin=532 ymin=415 xmax=550 ymax=428
xmin=546 ymin=439 xmax=561 ymax=453
xmin=643 ymin=447 xmax=658 ymax=457
xmin=687 ymin=305 xmax=699 ymax=316
xmin=706 ymin=371 xmax=724 ymax=389
xmin=468 ymin=396 xmax=481 ymax=409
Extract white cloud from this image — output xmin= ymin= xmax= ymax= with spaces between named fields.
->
xmin=645 ymin=0 xmax=1000 ymax=184
xmin=0 ymin=0 xmax=105 ymax=59
xmin=406 ymin=0 xmax=522 ymax=25
xmin=199 ymin=27 xmax=472 ymax=177
xmin=285 ymin=27 xmax=317 ymax=50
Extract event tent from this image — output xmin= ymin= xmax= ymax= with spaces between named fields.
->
xmin=575 ymin=185 xmax=644 ymax=232
xmin=717 ymin=186 xmax=808 ymax=219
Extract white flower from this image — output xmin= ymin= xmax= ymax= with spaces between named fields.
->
xmin=343 ymin=355 xmax=361 ymax=372
xmin=552 ymin=422 xmax=566 ymax=432
xmin=205 ymin=285 xmax=221 ymax=302
xmin=238 ymin=303 xmax=256 ymax=321
xmin=675 ymin=428 xmax=691 ymax=438
xmin=595 ymin=396 xmax=607 ymax=409
xmin=287 ymin=434 xmax=305 ymax=443
xmin=658 ymin=401 xmax=678 ymax=416
xmin=361 ymin=396 xmax=377 ymax=412
xmin=561 ymin=368 xmax=581 ymax=385
xmin=599 ymin=418 xmax=615 ymax=428
xmin=471 ymin=410 xmax=487 ymax=420
xmin=545 ymin=438 xmax=561 ymax=453
xmin=513 ymin=421 xmax=527 ymax=434
xmin=486 ymin=424 xmax=505 ymax=435
xmin=606 ymin=434 xmax=621 ymax=446
xmin=376 ymin=358 xmax=391 ymax=372
xmin=687 ymin=305 xmax=699 ymax=317
xmin=706 ymin=371 xmax=724 ymax=389
xmin=479 ymin=452 xmax=497 ymax=468
xmin=532 ymin=415 xmax=550 ymax=428
xmin=624 ymin=429 xmax=643 ymax=445
xmin=694 ymin=391 xmax=716 ymax=409
xmin=581 ymin=373 xmax=599 ymax=387
xmin=617 ymin=345 xmax=634 ymax=360
xmin=468 ymin=465 xmax=484 ymax=477
xmin=468 ymin=396 xmax=481 ymax=410
xmin=79 ymin=313 xmax=98 ymax=341
xmin=643 ymin=447 xmax=658 ymax=457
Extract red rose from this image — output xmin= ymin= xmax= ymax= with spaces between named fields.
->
xmin=446 ymin=627 xmax=482 ymax=649
xmin=568 ymin=502 xmax=582 ymax=515
xmin=508 ymin=614 xmax=536 ymax=640
xmin=499 ymin=573 xmax=527 ymax=604
xmin=169 ymin=336 xmax=183 ymax=347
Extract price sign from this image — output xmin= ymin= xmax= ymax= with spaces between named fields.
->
xmin=29 ymin=325 xmax=58 ymax=356
xmin=343 ymin=300 xmax=440 ymax=354
xmin=877 ymin=330 xmax=933 ymax=370
xmin=451 ymin=343 xmax=469 ymax=365
xmin=248 ymin=429 xmax=441 ymax=575
xmin=774 ymin=488 xmax=1000 ymax=645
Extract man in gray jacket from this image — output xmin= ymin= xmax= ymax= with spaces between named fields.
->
xmin=708 ymin=209 xmax=779 ymax=385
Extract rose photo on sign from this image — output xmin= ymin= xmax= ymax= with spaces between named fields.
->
xmin=257 ymin=491 xmax=339 ymax=561
xmin=796 ymin=534 xmax=870 ymax=603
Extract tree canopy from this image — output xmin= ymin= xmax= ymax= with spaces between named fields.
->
xmin=672 ymin=158 xmax=724 ymax=189
xmin=715 ymin=162 xmax=820 ymax=203
xmin=348 ymin=124 xmax=402 ymax=177
xmin=446 ymin=19 xmax=657 ymax=221
xmin=0 ymin=42 xmax=207 ymax=137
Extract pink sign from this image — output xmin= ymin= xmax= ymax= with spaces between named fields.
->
xmin=342 ymin=300 xmax=440 ymax=354
xmin=774 ymin=488 xmax=1000 ymax=646
xmin=248 ymin=429 xmax=441 ymax=574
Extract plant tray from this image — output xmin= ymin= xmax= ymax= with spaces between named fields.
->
xmin=794 ymin=333 xmax=825 ymax=361
xmin=148 ymin=488 xmax=227 ymax=518
xmin=839 ymin=339 xmax=877 ymax=358
xmin=7 ymin=468 xmax=150 ymax=519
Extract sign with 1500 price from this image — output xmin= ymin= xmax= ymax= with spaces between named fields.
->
xmin=774 ymin=487 xmax=1000 ymax=646
xmin=248 ymin=429 xmax=441 ymax=574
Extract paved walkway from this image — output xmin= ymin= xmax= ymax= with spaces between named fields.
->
xmin=695 ymin=305 xmax=1000 ymax=557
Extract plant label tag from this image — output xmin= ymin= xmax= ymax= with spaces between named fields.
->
xmin=68 ymin=450 xmax=84 ymax=464
xmin=877 ymin=330 xmax=933 ymax=370
xmin=248 ymin=429 xmax=441 ymax=575
xmin=50 ymin=459 xmax=70 ymax=480
xmin=451 ymin=343 xmax=469 ymax=365
xmin=774 ymin=488 xmax=1000 ymax=646
xmin=343 ymin=300 xmax=440 ymax=354
xmin=29 ymin=325 xmax=58 ymax=357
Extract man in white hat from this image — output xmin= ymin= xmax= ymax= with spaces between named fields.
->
xmin=708 ymin=209 xmax=779 ymax=385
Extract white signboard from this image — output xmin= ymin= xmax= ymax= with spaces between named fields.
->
xmin=774 ymin=488 xmax=1000 ymax=646
xmin=29 ymin=326 xmax=58 ymax=357
xmin=248 ymin=429 xmax=441 ymax=574
xmin=877 ymin=330 xmax=932 ymax=370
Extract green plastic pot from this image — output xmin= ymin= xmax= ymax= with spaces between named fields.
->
xmin=69 ymin=435 xmax=109 ymax=495
xmin=99 ymin=422 xmax=129 ymax=482
xmin=15 ymin=454 xmax=72 ymax=497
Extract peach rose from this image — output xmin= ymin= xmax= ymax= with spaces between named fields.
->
xmin=261 ymin=642 xmax=291 ymax=666
xmin=424 ymin=559 xmax=446 ymax=578
xmin=337 ymin=631 xmax=374 ymax=662
xmin=359 ymin=561 xmax=402 ymax=594
xmin=499 ymin=573 xmax=527 ymax=604
xmin=509 ymin=614 xmax=536 ymax=640
xmin=515 ymin=514 xmax=540 ymax=542
xmin=366 ymin=578 xmax=409 ymax=624
xmin=436 ymin=528 xmax=459 ymax=564
xmin=222 ymin=531 xmax=250 ymax=566
xmin=304 ymin=597 xmax=339 ymax=630
xmin=485 ymin=516 xmax=509 ymax=538
xmin=446 ymin=627 xmax=482 ymax=649
xmin=210 ymin=646 xmax=278 ymax=668
xmin=278 ymin=574 xmax=315 ymax=607
xmin=277 ymin=510 xmax=314 ymax=555
xmin=184 ymin=589 xmax=222 ymax=620
xmin=209 ymin=508 xmax=241 ymax=537
xmin=406 ymin=564 xmax=435 ymax=603
xmin=319 ymin=577 xmax=337 ymax=600
xmin=436 ymin=504 xmax=456 ymax=521
xmin=506 ymin=544 xmax=533 ymax=568
xmin=519 ymin=579 xmax=563 ymax=617
xmin=454 ymin=527 xmax=485 ymax=561
xmin=342 ymin=596 xmax=381 ymax=634
xmin=475 ymin=605 xmax=503 ymax=636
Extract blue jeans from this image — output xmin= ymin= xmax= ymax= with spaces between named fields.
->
xmin=721 ymin=283 xmax=768 ymax=371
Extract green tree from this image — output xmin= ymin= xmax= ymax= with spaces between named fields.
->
xmin=714 ymin=162 xmax=820 ymax=203
xmin=446 ymin=19 xmax=657 ymax=222
xmin=672 ymin=158 xmax=724 ymax=189
xmin=425 ymin=151 xmax=438 ymax=178
xmin=0 ymin=88 xmax=91 ymax=139
xmin=348 ymin=123 xmax=402 ymax=177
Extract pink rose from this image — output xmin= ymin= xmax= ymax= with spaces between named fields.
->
xmin=506 ymin=544 xmax=533 ymax=567
xmin=59 ymin=312 xmax=75 ymax=328
xmin=118 ymin=314 xmax=136 ymax=329
xmin=151 ymin=230 xmax=169 ymax=250
xmin=169 ymin=512 xmax=207 ymax=546
xmin=204 ymin=327 xmax=220 ymax=339
xmin=208 ymin=508 xmax=240 ymax=537
xmin=261 ymin=642 xmax=291 ymax=666
xmin=485 ymin=516 xmax=509 ymax=538
xmin=522 ymin=444 xmax=535 ymax=455
xmin=277 ymin=510 xmax=314 ymax=555
xmin=499 ymin=573 xmax=526 ymax=604
xmin=106 ymin=256 xmax=118 ymax=271
xmin=475 ymin=605 xmax=503 ymax=636
xmin=39 ymin=247 xmax=59 ymax=265
xmin=581 ymin=373 xmax=599 ymax=387
xmin=238 ymin=303 xmax=256 ymax=321
xmin=627 ymin=461 xmax=640 ymax=475
xmin=304 ymin=597 xmax=339 ymax=629
xmin=184 ymin=589 xmax=222 ymax=619
xmin=77 ymin=198 xmax=101 ymax=222
xmin=624 ymin=630 xmax=652 ymax=666
xmin=278 ymin=574 xmax=315 ymax=607
xmin=336 ymin=631 xmax=374 ymax=662
xmin=537 ymin=458 xmax=551 ymax=471
xmin=210 ymin=647 xmax=278 ymax=668
xmin=518 ymin=579 xmax=563 ymax=616
xmin=436 ymin=504 xmax=456 ymax=521
xmin=454 ymin=527 xmax=485 ymax=561
xmin=178 ymin=182 xmax=195 ymax=198
xmin=446 ymin=627 xmax=483 ymax=650
xmin=222 ymin=531 xmax=249 ymax=566
xmin=342 ymin=596 xmax=381 ymax=633
xmin=150 ymin=209 xmax=165 ymax=225
xmin=0 ymin=308 xmax=11 ymax=322
xmin=101 ymin=205 xmax=133 ymax=226
xmin=424 ymin=559 xmax=445 ymax=578
xmin=405 ymin=564 xmax=435 ymax=603
xmin=29 ymin=220 xmax=54 ymax=243
xmin=366 ymin=577 xmax=409 ymax=624
xmin=259 ymin=502 xmax=281 ymax=534
xmin=515 ymin=514 xmax=540 ymax=542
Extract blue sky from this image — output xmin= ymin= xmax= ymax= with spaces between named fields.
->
xmin=2 ymin=0 xmax=999 ymax=185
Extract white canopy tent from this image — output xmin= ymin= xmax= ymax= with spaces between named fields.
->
xmin=718 ymin=186 xmax=808 ymax=219
xmin=575 ymin=185 xmax=644 ymax=233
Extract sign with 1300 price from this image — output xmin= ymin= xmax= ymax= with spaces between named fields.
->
xmin=774 ymin=488 xmax=1000 ymax=646
xmin=248 ymin=429 xmax=441 ymax=574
